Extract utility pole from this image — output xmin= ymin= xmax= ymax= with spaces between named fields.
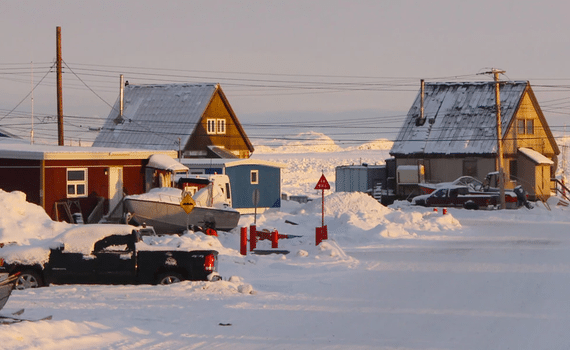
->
xmin=56 ymin=26 xmax=64 ymax=146
xmin=492 ymin=69 xmax=506 ymax=209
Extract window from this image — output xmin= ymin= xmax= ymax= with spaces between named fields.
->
xmin=67 ymin=168 xmax=87 ymax=198
xmin=509 ymin=160 xmax=518 ymax=181
xmin=217 ymin=119 xmax=226 ymax=134
xmin=517 ymin=119 xmax=525 ymax=134
xmin=250 ymin=170 xmax=259 ymax=184
xmin=206 ymin=118 xmax=226 ymax=134
xmin=207 ymin=119 xmax=216 ymax=134
xmin=526 ymin=119 xmax=534 ymax=135
xmin=517 ymin=119 xmax=535 ymax=135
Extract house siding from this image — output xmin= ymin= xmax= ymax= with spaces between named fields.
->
xmin=0 ymin=159 xmax=42 ymax=204
xmin=226 ymin=164 xmax=281 ymax=211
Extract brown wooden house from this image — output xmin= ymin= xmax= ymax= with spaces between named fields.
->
xmin=0 ymin=138 xmax=178 ymax=223
xmin=92 ymin=83 xmax=254 ymax=159
xmin=390 ymin=81 xmax=560 ymax=200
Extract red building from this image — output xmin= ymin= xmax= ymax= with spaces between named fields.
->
xmin=0 ymin=139 xmax=177 ymax=223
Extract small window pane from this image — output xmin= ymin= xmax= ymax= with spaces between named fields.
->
xmin=517 ymin=120 xmax=525 ymax=134
xmin=251 ymin=170 xmax=258 ymax=184
xmin=77 ymin=184 xmax=86 ymax=195
xmin=68 ymin=170 xmax=85 ymax=181
xmin=68 ymin=185 xmax=75 ymax=195
xmin=217 ymin=119 xmax=226 ymax=134
xmin=526 ymin=119 xmax=534 ymax=134
xmin=207 ymin=119 xmax=216 ymax=134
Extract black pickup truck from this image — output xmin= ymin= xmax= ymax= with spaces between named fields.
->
xmin=412 ymin=186 xmax=500 ymax=209
xmin=0 ymin=225 xmax=220 ymax=290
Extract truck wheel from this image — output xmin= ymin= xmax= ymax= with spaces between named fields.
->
xmin=14 ymin=270 xmax=42 ymax=290
xmin=463 ymin=201 xmax=479 ymax=210
xmin=157 ymin=272 xmax=184 ymax=285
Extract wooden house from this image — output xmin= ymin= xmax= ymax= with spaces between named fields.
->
xmin=92 ymin=83 xmax=254 ymax=159
xmin=179 ymin=158 xmax=286 ymax=214
xmin=390 ymin=81 xmax=559 ymax=200
xmin=0 ymin=138 xmax=177 ymax=223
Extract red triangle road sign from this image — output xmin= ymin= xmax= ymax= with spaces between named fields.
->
xmin=314 ymin=174 xmax=331 ymax=190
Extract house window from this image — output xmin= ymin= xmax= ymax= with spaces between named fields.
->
xmin=207 ymin=118 xmax=226 ymax=134
xmin=207 ymin=119 xmax=216 ymax=134
xmin=250 ymin=170 xmax=259 ymax=184
xmin=517 ymin=119 xmax=535 ymax=135
xmin=67 ymin=168 xmax=87 ymax=198
xmin=517 ymin=119 xmax=525 ymax=134
xmin=526 ymin=119 xmax=534 ymax=135
xmin=509 ymin=160 xmax=518 ymax=181
xmin=217 ymin=119 xmax=226 ymax=134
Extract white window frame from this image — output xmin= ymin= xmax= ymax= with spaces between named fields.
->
xmin=250 ymin=170 xmax=259 ymax=184
xmin=67 ymin=168 xmax=88 ymax=198
xmin=217 ymin=119 xmax=226 ymax=134
xmin=207 ymin=119 xmax=216 ymax=134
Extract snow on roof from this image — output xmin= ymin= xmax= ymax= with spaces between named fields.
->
xmin=0 ymin=138 xmax=177 ymax=160
xmin=147 ymin=154 xmax=188 ymax=172
xmin=390 ymin=81 xmax=529 ymax=156
xmin=519 ymin=147 xmax=554 ymax=164
xmin=92 ymin=83 xmax=219 ymax=150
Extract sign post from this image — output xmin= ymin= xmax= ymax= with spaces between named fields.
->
xmin=252 ymin=188 xmax=260 ymax=225
xmin=180 ymin=192 xmax=196 ymax=231
xmin=314 ymin=173 xmax=330 ymax=245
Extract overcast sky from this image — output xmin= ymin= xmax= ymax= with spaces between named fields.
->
xmin=2 ymin=1 xmax=570 ymax=145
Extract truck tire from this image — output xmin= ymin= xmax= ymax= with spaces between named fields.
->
xmin=14 ymin=270 xmax=43 ymax=290
xmin=156 ymin=272 xmax=184 ymax=285
xmin=463 ymin=200 xmax=479 ymax=210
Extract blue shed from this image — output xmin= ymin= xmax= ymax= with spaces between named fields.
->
xmin=179 ymin=158 xmax=286 ymax=214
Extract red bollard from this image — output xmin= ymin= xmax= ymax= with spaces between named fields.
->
xmin=433 ymin=208 xmax=438 ymax=213
xmin=443 ymin=208 xmax=447 ymax=215
xmin=316 ymin=225 xmax=328 ymax=246
xmin=240 ymin=227 xmax=247 ymax=255
xmin=249 ymin=225 xmax=257 ymax=251
xmin=271 ymin=230 xmax=279 ymax=249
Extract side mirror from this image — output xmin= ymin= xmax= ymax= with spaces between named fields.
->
xmin=132 ymin=230 xmax=142 ymax=242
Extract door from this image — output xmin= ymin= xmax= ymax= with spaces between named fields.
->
xmin=108 ymin=167 xmax=124 ymax=214
xmin=45 ymin=248 xmax=97 ymax=284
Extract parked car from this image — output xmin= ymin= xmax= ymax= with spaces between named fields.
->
xmin=0 ymin=225 xmax=221 ymax=290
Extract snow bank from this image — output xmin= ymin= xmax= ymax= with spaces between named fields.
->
xmin=0 ymin=190 xmax=68 ymax=245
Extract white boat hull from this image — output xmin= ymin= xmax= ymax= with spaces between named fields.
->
xmin=124 ymin=198 xmax=240 ymax=234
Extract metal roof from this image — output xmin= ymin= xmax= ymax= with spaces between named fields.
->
xmin=92 ymin=83 xmax=218 ymax=150
xmin=390 ymin=81 xmax=529 ymax=156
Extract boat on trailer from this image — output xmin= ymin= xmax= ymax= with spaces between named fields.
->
xmin=124 ymin=176 xmax=240 ymax=234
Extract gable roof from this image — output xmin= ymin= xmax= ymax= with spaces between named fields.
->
xmin=390 ymin=81 xmax=532 ymax=156
xmin=93 ymin=83 xmax=244 ymax=151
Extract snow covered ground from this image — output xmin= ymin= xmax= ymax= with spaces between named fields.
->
xmin=0 ymin=133 xmax=570 ymax=349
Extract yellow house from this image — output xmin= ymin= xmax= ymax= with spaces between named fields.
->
xmin=390 ymin=81 xmax=560 ymax=200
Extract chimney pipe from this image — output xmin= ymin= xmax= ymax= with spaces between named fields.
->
xmin=416 ymin=79 xmax=426 ymax=126
xmin=114 ymin=75 xmax=125 ymax=125
xmin=120 ymin=74 xmax=124 ymax=119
